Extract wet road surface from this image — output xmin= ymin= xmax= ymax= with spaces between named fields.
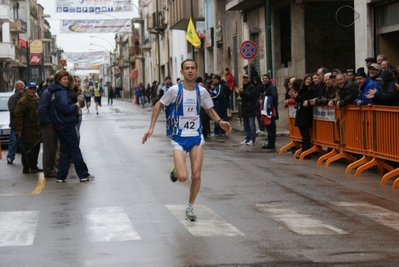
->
xmin=1 ymin=99 xmax=399 ymax=267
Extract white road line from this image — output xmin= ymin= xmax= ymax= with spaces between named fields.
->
xmin=332 ymin=202 xmax=399 ymax=231
xmin=0 ymin=211 xmax=39 ymax=247
xmin=166 ymin=205 xmax=245 ymax=237
xmin=85 ymin=207 xmax=142 ymax=242
xmin=257 ymin=203 xmax=348 ymax=235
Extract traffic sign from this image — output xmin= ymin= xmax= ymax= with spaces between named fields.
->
xmin=239 ymin=40 xmax=258 ymax=60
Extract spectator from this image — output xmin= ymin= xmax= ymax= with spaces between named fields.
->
xmin=196 ymin=77 xmax=210 ymax=138
xmin=250 ymin=65 xmax=259 ymax=84
xmin=38 ymin=80 xmax=58 ymax=178
xmin=235 ymin=73 xmax=258 ymax=146
xmin=151 ymin=81 xmax=158 ymax=105
xmin=366 ymin=69 xmax=399 ymax=106
xmin=354 ymin=67 xmax=381 ymax=106
xmin=365 ymin=57 xmax=376 ymax=77
xmin=14 ymin=82 xmax=42 ymax=173
xmin=284 ymin=76 xmax=296 ymax=107
xmin=210 ymin=74 xmax=227 ymax=136
xmin=324 ymin=73 xmax=338 ymax=106
xmin=380 ymin=60 xmax=392 ymax=71
xmin=377 ymin=54 xmax=387 ymax=66
xmin=311 ymin=67 xmax=328 ymax=106
xmin=6 ymin=80 xmax=25 ymax=164
xmin=346 ymin=68 xmax=355 ymax=81
xmin=334 ymin=73 xmax=358 ymax=108
xmin=48 ymin=70 xmax=94 ymax=183
xmin=254 ymin=76 xmax=265 ymax=134
xmin=224 ymin=67 xmax=236 ymax=111
xmin=367 ymin=63 xmax=382 ymax=87
xmin=292 ymin=77 xmax=313 ymax=157
xmin=260 ymin=74 xmax=278 ymax=149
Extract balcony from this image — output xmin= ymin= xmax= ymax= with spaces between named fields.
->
xmin=10 ymin=19 xmax=27 ymax=33
xmin=0 ymin=1 xmax=12 ymax=23
xmin=14 ymin=46 xmax=27 ymax=66
xmin=225 ymin=0 xmax=264 ymax=11
xmin=129 ymin=44 xmax=141 ymax=57
xmin=168 ymin=0 xmax=200 ymax=30
xmin=0 ymin=43 xmax=15 ymax=60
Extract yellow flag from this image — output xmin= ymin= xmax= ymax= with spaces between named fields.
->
xmin=186 ymin=18 xmax=201 ymax=47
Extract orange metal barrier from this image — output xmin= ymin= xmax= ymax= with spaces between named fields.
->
xmin=280 ymin=104 xmax=399 ymax=189
xmin=279 ymin=106 xmax=302 ymax=155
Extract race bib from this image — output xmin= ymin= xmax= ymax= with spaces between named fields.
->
xmin=179 ymin=115 xmax=200 ymax=131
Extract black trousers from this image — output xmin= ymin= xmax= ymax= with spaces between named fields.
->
xmin=18 ymin=136 xmax=40 ymax=170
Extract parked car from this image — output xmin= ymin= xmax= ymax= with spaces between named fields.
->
xmin=0 ymin=92 xmax=13 ymax=146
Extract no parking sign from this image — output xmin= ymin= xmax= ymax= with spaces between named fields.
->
xmin=239 ymin=40 xmax=257 ymax=60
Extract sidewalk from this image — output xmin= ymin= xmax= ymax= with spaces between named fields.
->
xmin=227 ymin=117 xmax=289 ymax=136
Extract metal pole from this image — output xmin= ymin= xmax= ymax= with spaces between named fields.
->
xmin=156 ymin=0 xmax=160 ymax=83
xmin=265 ymin=0 xmax=273 ymax=78
xmin=190 ymin=0 xmax=195 ymax=61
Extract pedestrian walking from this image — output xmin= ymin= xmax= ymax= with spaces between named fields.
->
xmin=142 ymin=59 xmax=232 ymax=221
xmin=48 ymin=70 xmax=94 ymax=183
xmin=108 ymin=85 xmax=114 ymax=105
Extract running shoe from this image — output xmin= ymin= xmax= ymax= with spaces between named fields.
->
xmin=246 ymin=140 xmax=254 ymax=146
xmin=170 ymin=167 xmax=177 ymax=182
xmin=185 ymin=207 xmax=198 ymax=222
xmin=56 ymin=179 xmax=68 ymax=183
xmin=240 ymin=140 xmax=248 ymax=145
xmin=80 ymin=175 xmax=95 ymax=183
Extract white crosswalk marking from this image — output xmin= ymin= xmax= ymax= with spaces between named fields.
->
xmin=166 ymin=205 xmax=245 ymax=237
xmin=332 ymin=202 xmax=399 ymax=231
xmin=85 ymin=207 xmax=142 ymax=242
xmin=257 ymin=203 xmax=348 ymax=235
xmin=0 ymin=211 xmax=39 ymax=247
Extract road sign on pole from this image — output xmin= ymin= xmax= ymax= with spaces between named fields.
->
xmin=239 ymin=40 xmax=257 ymax=60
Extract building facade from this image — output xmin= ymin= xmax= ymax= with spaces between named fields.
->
xmin=0 ymin=0 xmax=58 ymax=92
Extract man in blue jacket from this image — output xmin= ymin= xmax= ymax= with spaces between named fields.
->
xmin=354 ymin=67 xmax=381 ymax=106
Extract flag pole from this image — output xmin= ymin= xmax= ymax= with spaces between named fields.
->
xmin=190 ymin=0 xmax=195 ymax=61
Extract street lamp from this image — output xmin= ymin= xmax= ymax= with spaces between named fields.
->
xmin=94 ymin=11 xmax=118 ymax=19
xmin=89 ymin=43 xmax=109 ymax=51
xmin=90 ymin=35 xmax=114 ymax=50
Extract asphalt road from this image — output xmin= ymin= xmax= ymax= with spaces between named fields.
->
xmin=1 ymin=99 xmax=399 ymax=267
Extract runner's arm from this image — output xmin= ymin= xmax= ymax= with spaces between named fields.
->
xmin=142 ymin=100 xmax=164 ymax=144
xmin=204 ymin=107 xmax=232 ymax=134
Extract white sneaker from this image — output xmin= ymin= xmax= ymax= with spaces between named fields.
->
xmin=240 ymin=140 xmax=248 ymax=145
xmin=246 ymin=140 xmax=254 ymax=146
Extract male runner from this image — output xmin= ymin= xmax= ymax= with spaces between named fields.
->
xmin=142 ymin=59 xmax=232 ymax=221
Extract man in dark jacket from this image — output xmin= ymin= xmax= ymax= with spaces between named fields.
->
xmin=235 ymin=73 xmax=258 ymax=145
xmin=260 ymin=74 xmax=279 ymax=149
xmin=335 ymin=73 xmax=358 ymax=108
xmin=6 ymin=80 xmax=25 ymax=164
xmin=15 ymin=82 xmax=42 ymax=174
xmin=210 ymin=74 xmax=227 ymax=136
xmin=366 ymin=69 xmax=399 ymax=106
xmin=38 ymin=83 xmax=58 ymax=178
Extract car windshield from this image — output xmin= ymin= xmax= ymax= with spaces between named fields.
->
xmin=0 ymin=97 xmax=9 ymax=111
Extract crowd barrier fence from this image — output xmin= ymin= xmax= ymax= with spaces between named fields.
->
xmin=279 ymin=105 xmax=399 ymax=189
